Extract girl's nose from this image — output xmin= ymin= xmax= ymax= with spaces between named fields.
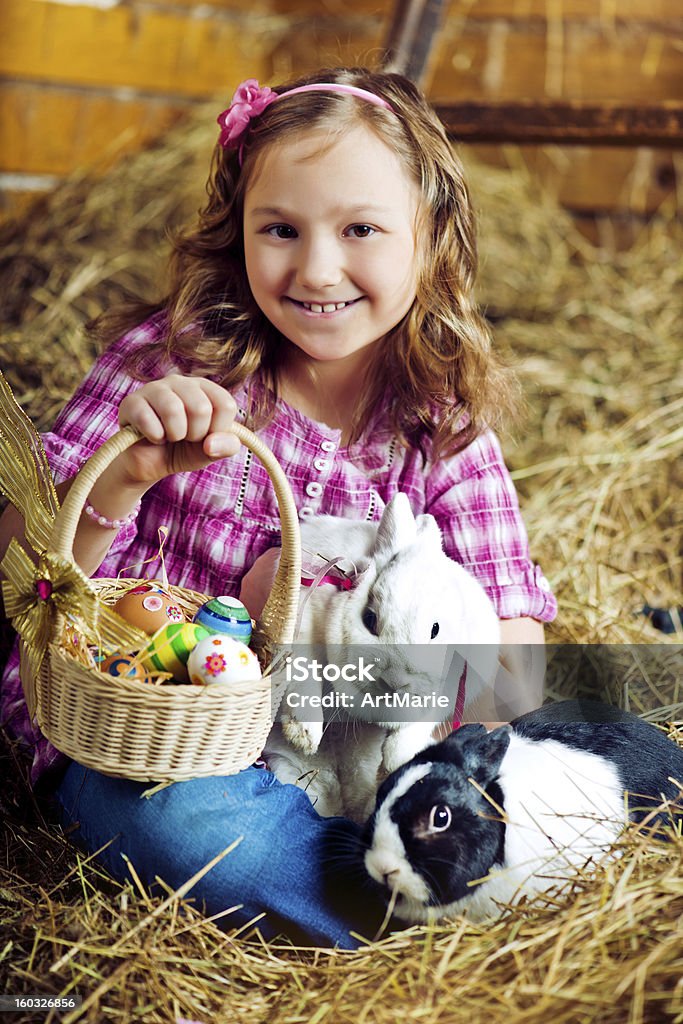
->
xmin=295 ymin=237 xmax=343 ymax=291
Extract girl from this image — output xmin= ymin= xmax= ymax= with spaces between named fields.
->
xmin=0 ymin=67 xmax=556 ymax=948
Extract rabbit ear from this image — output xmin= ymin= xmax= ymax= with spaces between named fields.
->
xmin=438 ymin=725 xmax=512 ymax=785
xmin=462 ymin=727 xmax=511 ymax=785
xmin=372 ymin=493 xmax=417 ymax=565
xmin=415 ymin=512 xmax=443 ymax=553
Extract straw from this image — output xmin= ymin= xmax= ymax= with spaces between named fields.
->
xmin=1 ymin=104 xmax=681 ymax=1023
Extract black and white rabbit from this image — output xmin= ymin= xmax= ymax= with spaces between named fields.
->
xmin=264 ymin=492 xmax=501 ymax=822
xmin=362 ymin=700 xmax=683 ymax=922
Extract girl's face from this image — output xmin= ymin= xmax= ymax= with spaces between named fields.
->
xmin=243 ymin=123 xmax=420 ymax=369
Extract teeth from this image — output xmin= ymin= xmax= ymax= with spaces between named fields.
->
xmin=301 ymin=300 xmax=352 ymax=312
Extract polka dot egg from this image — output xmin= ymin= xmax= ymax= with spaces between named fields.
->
xmin=140 ymin=622 xmax=211 ymax=683
xmin=188 ymin=634 xmax=262 ymax=686
xmin=193 ymin=596 xmax=253 ymax=645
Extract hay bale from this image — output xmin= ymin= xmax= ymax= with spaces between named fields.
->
xmin=0 ymin=113 xmax=210 ymax=428
xmin=466 ymin=158 xmax=682 ymax=655
xmin=1 ymin=109 xmax=682 ymax=1023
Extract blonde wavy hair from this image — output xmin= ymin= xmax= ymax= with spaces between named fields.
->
xmin=99 ymin=66 xmax=520 ymax=458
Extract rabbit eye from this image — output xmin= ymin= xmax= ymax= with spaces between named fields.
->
xmin=362 ymin=607 xmax=379 ymax=635
xmin=428 ymin=804 xmax=452 ymax=832
xmin=430 ymin=621 xmax=440 ymax=639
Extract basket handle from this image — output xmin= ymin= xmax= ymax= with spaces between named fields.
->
xmin=50 ymin=423 xmax=302 ymax=645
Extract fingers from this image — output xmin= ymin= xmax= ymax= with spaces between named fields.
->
xmin=202 ymin=381 xmax=241 ymax=458
xmin=119 ymin=376 xmax=239 ymax=455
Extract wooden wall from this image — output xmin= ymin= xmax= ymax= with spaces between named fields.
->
xmin=0 ymin=0 xmax=273 ymax=216
xmin=1 ymin=0 xmax=681 ymax=238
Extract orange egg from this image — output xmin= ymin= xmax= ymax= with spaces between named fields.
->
xmin=100 ymin=653 xmax=152 ymax=683
xmin=113 ymin=581 xmax=185 ymax=634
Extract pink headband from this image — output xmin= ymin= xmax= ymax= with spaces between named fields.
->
xmin=217 ymin=78 xmax=394 ymax=162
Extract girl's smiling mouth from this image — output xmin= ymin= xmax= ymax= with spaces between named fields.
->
xmin=288 ymin=297 xmax=362 ymax=314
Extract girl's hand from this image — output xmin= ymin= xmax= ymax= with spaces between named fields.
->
xmin=117 ymin=375 xmax=241 ymax=485
xmin=64 ymin=376 xmax=240 ymax=577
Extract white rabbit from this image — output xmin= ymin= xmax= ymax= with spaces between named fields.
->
xmin=263 ymin=493 xmax=501 ymax=822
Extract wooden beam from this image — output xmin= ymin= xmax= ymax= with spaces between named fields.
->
xmin=382 ymin=0 xmax=448 ymax=87
xmin=435 ymin=100 xmax=683 ymax=147
xmin=0 ymin=0 xmax=263 ymax=99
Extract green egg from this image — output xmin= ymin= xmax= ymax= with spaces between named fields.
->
xmin=140 ymin=622 xmax=211 ymax=682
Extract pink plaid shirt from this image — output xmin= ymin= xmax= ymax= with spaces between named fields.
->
xmin=1 ymin=317 xmax=556 ymax=785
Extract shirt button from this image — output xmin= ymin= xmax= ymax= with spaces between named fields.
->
xmin=305 ymin=481 xmax=323 ymax=497
xmin=320 ymin=440 xmax=336 ymax=452
xmin=313 ymin=457 xmax=330 ymax=472
xmin=538 ymin=576 xmax=551 ymax=592
xmin=300 ymin=506 xmax=315 ymax=517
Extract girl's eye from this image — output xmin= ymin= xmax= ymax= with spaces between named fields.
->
xmin=266 ymin=225 xmax=297 ymax=239
xmin=430 ymin=621 xmax=440 ymax=639
xmin=346 ymin=224 xmax=375 ymax=238
xmin=428 ymin=804 xmax=452 ymax=832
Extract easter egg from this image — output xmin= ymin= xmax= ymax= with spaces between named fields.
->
xmin=140 ymin=622 xmax=211 ymax=683
xmin=113 ymin=581 xmax=185 ymax=635
xmin=193 ymin=596 xmax=253 ymax=644
xmin=187 ymin=635 xmax=262 ymax=686
xmin=100 ymin=653 xmax=150 ymax=683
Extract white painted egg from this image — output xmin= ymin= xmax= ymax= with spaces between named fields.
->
xmin=187 ymin=634 xmax=262 ymax=686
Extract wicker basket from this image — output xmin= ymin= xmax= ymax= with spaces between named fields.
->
xmin=22 ymin=423 xmax=302 ymax=783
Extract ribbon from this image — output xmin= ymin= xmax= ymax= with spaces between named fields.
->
xmin=0 ymin=371 xmax=150 ymax=719
xmin=1 ymin=539 xmax=100 ymax=682
xmin=0 ymin=372 xmax=60 ymax=554
xmin=1 ymin=535 xmax=150 ymax=686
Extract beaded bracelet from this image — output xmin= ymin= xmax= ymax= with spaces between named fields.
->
xmin=84 ymin=496 xmax=142 ymax=530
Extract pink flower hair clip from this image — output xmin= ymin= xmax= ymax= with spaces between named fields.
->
xmin=216 ymin=79 xmax=278 ymax=153
xmin=217 ymin=77 xmax=394 ymax=164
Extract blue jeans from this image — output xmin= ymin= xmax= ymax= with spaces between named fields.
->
xmin=55 ymin=763 xmax=388 ymax=949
